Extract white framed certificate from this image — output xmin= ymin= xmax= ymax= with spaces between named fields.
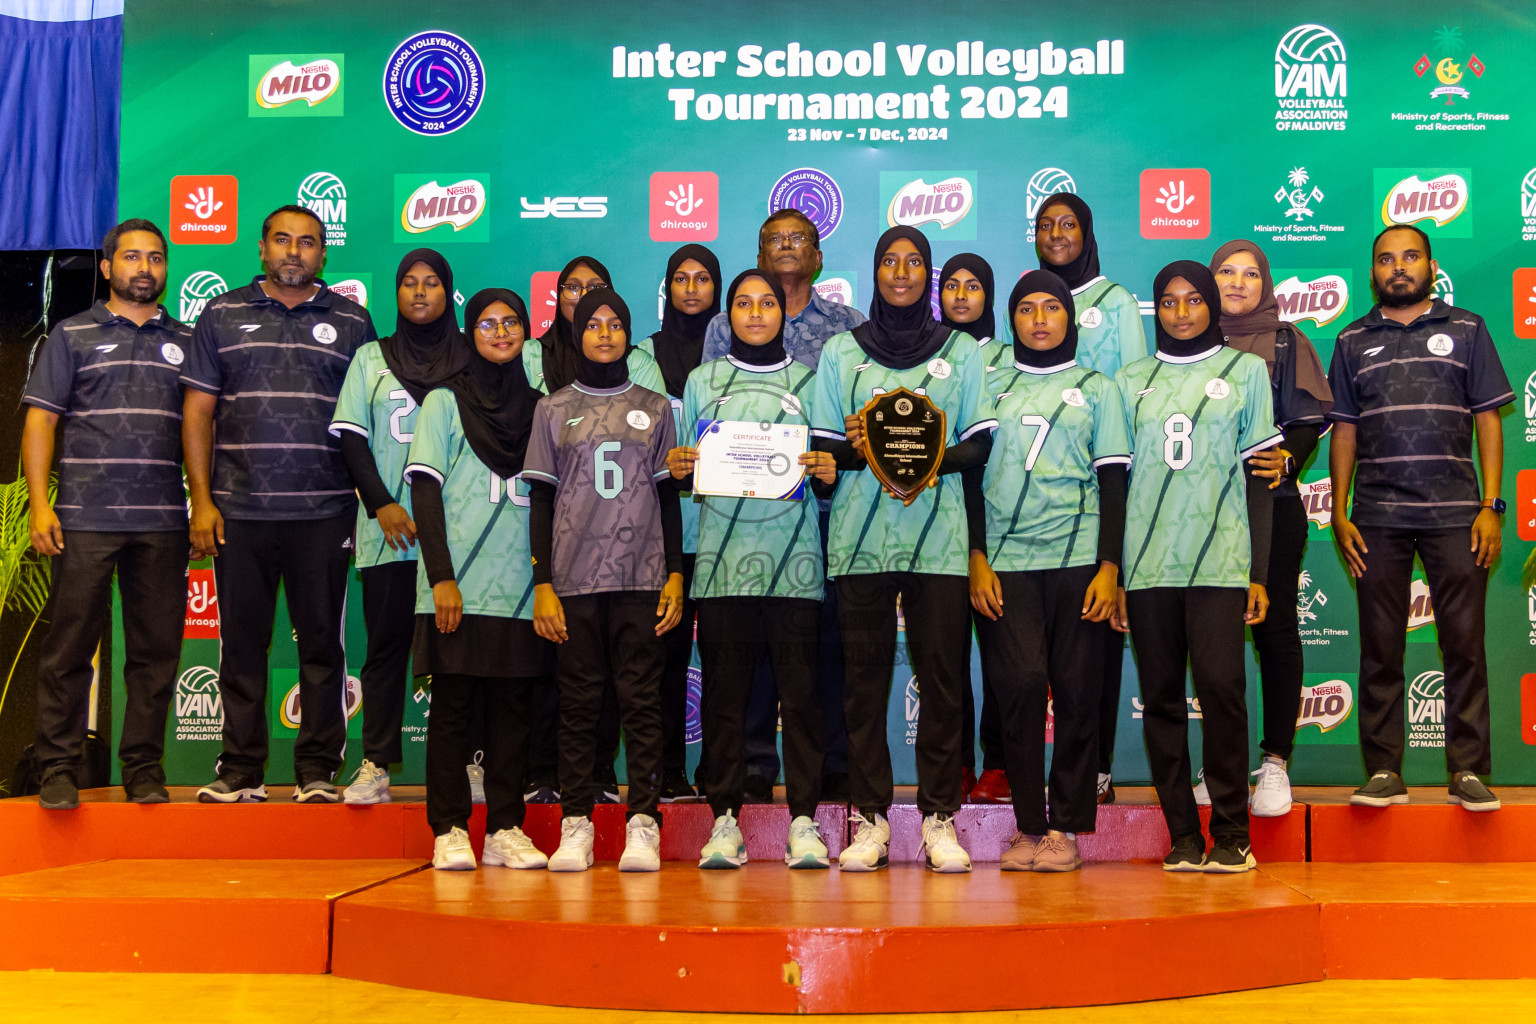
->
xmin=693 ymin=419 xmax=809 ymax=500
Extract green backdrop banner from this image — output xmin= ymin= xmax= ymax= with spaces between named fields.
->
xmin=115 ymin=0 xmax=1536 ymax=787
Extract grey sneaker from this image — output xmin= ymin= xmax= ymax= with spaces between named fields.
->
xmin=293 ymin=778 xmax=340 ymax=803
xmin=1448 ymin=771 xmax=1500 ymax=812
xmin=1350 ymin=770 xmax=1409 ymax=808
xmin=343 ymin=760 xmax=391 ymax=805
xmin=39 ymin=772 xmax=79 ymax=811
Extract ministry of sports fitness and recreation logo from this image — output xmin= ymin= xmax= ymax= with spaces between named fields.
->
xmin=394 ymin=175 xmax=489 ymax=242
xmin=384 ymin=31 xmax=485 ymax=136
xmin=881 ymin=172 xmax=977 ymax=239
xmin=1273 ymin=269 xmax=1350 ymax=329
xmin=1296 ymin=570 xmax=1328 ymax=626
xmin=249 ymin=55 xmax=344 ymax=117
xmin=1273 ymin=24 xmax=1347 ymax=131
xmin=769 ymin=168 xmax=843 ymax=241
xmin=174 ymin=665 xmax=223 ymax=741
xmin=1024 ymin=168 xmax=1076 ymax=243
xmin=297 ymin=172 xmax=347 ymax=246
xmin=1414 ymin=26 xmax=1483 ymax=106
xmin=1255 ymin=167 xmax=1345 ymax=244
xmin=1375 ymin=168 xmax=1473 ymax=237
xmin=179 ymin=271 xmax=227 ymax=323
xmin=1408 ymin=670 xmax=1445 ymax=749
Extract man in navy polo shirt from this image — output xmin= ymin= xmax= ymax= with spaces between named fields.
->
xmin=182 ymin=205 xmax=375 ymax=804
xmin=1328 ymin=224 xmax=1513 ymax=812
xmin=23 ymin=219 xmax=191 ymax=810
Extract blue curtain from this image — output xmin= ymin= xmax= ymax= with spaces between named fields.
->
xmin=0 ymin=1 xmax=122 ymax=250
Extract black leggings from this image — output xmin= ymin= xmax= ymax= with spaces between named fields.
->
xmin=1251 ymin=495 xmax=1307 ymax=760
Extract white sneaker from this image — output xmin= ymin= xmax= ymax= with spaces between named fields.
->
xmin=432 ymin=826 xmax=476 ymax=871
xmin=548 ymin=816 xmax=595 ymax=872
xmin=482 ymin=827 xmax=548 ymax=869
xmin=698 ymin=811 xmax=747 ymax=869
xmin=1249 ymin=758 xmax=1293 ymax=817
xmin=785 ymin=815 xmax=830 ymax=869
xmin=342 ymin=760 xmax=391 ymax=805
xmin=837 ymin=812 xmax=890 ymax=872
xmin=1192 ymin=768 xmax=1211 ymax=807
xmin=920 ymin=813 xmax=972 ymax=873
xmin=467 ymin=751 xmax=486 ymax=805
xmin=619 ymin=813 xmax=662 ymax=872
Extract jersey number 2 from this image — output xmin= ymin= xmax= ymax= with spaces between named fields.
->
xmin=594 ymin=441 xmax=624 ymax=499
xmin=388 ymin=390 xmax=418 ymax=443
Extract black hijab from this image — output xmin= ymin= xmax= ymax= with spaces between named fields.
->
xmin=725 ymin=269 xmax=788 ymax=367
xmin=378 ymin=249 xmax=469 ymax=405
xmin=570 ymin=288 xmax=631 ymax=390
xmin=447 ymin=289 xmax=541 ymax=479
xmin=1152 ymin=261 xmax=1226 ymax=359
xmin=939 ymin=253 xmax=995 ymax=342
xmin=539 ymin=255 xmax=613 ymax=394
xmin=1035 ymin=193 xmax=1101 ymax=292
xmin=853 ymin=226 xmax=951 ymax=370
xmin=1008 ymin=270 xmax=1079 ymax=370
xmin=652 ymin=244 xmax=721 ymax=397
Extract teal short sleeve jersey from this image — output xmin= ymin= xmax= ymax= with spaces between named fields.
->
xmin=1115 ymin=346 xmax=1282 ymax=591
xmin=403 ymin=388 xmax=538 ymax=620
xmin=981 ymin=359 xmax=1132 ymax=572
xmin=1073 ymin=278 xmax=1148 ymax=379
xmin=637 ymin=336 xmax=699 ymax=555
xmin=810 ymin=329 xmax=997 ymax=577
xmin=328 ymin=342 xmax=419 ymax=569
xmin=680 ymin=354 xmax=824 ymax=600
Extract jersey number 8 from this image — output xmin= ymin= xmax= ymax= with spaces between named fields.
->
xmin=1162 ymin=413 xmax=1194 ymax=470
xmin=594 ymin=441 xmax=625 ymax=499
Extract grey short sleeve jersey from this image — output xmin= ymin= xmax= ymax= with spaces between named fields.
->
xmin=522 ymin=381 xmax=676 ymax=596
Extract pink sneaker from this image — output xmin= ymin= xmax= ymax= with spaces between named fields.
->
xmin=1000 ymin=831 xmax=1041 ymax=871
xmin=1032 ymin=832 xmax=1082 ymax=872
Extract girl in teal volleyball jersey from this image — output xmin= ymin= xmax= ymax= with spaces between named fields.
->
xmin=404 ymin=288 xmax=552 ymax=872
xmin=667 ymin=269 xmax=838 ymax=869
xmin=811 ymin=226 xmax=997 ymax=874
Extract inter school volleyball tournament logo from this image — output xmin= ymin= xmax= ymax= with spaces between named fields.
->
xmin=297 ymin=172 xmax=347 ymax=246
xmin=384 ymin=31 xmax=485 ymax=136
xmin=768 ymin=168 xmax=843 ymax=241
xmin=882 ymin=172 xmax=977 ymax=239
xmin=174 ymin=665 xmax=223 ymax=740
xmin=1273 ymin=270 xmax=1350 ymax=328
xmin=249 ymin=55 xmax=344 ymax=116
xmin=395 ymin=175 xmax=489 ymax=241
xmin=1024 ymin=168 xmax=1076 ymax=243
xmin=1273 ymin=24 xmax=1347 ymax=131
xmin=179 ymin=271 xmax=227 ymax=323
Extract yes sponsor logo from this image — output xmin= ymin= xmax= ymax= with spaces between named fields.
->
xmin=174 ymin=665 xmax=223 ymax=741
xmin=297 ymin=172 xmax=347 ymax=246
xmin=519 ymin=195 xmax=608 ymax=219
xmin=249 ymin=55 xmax=344 ymax=117
xmin=178 ymin=271 xmax=227 ymax=323
xmin=1294 ymin=675 xmax=1356 ymax=743
xmin=327 ymin=274 xmax=371 ymax=309
xmin=649 ymin=171 xmax=718 ymax=241
xmin=184 ymin=569 xmax=218 ymax=639
xmin=1024 ymin=167 xmax=1076 ymax=242
xmin=769 ymin=167 xmax=843 ymax=241
xmin=1139 ymin=169 xmax=1210 ymax=239
xmin=530 ymin=270 xmax=561 ymax=337
xmin=280 ymin=675 xmax=362 ymax=729
xmin=882 ymin=172 xmax=978 ymax=238
xmin=1375 ymin=169 xmax=1473 ymax=237
xmin=1407 ymin=670 xmax=1445 ymax=749
xmin=1514 ymin=268 xmax=1536 ymax=340
xmin=1256 ymin=167 xmax=1345 ymax=243
xmin=1273 ymin=270 xmax=1350 ymax=329
xmin=170 ymin=175 xmax=238 ymax=245
xmin=1273 ymin=24 xmax=1348 ymax=131
xmin=383 ymin=31 xmax=485 ymax=136
xmin=394 ymin=175 xmax=489 ymax=242
xmin=814 ymin=273 xmax=856 ymax=307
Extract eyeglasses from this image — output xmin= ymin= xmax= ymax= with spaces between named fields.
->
xmin=475 ymin=318 xmax=522 ymax=336
xmin=763 ymin=232 xmax=811 ymax=250
xmin=560 ymin=280 xmax=607 ymax=298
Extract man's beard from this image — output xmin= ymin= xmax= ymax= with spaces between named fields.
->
xmin=1376 ymin=271 xmax=1433 ymax=309
xmin=112 ymin=272 xmax=161 ymax=303
xmin=265 ymin=258 xmax=316 ymax=289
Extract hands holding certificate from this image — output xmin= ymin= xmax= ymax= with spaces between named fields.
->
xmin=669 ymin=425 xmax=835 ymax=499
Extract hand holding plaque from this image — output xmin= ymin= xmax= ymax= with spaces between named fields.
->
xmin=857 ymin=388 xmax=947 ymax=505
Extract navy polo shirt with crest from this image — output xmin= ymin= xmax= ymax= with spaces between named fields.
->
xmin=23 ymin=301 xmax=192 ymax=532
xmin=1327 ymin=300 xmax=1513 ymax=529
xmin=181 ymin=277 xmax=376 ymax=520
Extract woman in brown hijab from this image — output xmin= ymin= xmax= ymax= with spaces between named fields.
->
xmin=1209 ymin=239 xmax=1333 ymax=819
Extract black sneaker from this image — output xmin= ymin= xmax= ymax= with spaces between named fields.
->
xmin=39 ymin=772 xmax=79 ymax=811
xmin=1162 ymin=832 xmax=1205 ymax=872
xmin=743 ymin=773 xmax=775 ymax=804
xmin=124 ymin=773 xmax=170 ymax=804
xmin=1096 ymin=772 xmax=1116 ymax=805
xmin=1203 ymin=837 xmax=1257 ymax=874
xmin=293 ymin=778 xmax=340 ymax=803
xmin=524 ymin=783 xmax=561 ymax=804
xmin=1448 ymin=771 xmax=1501 ymax=812
xmin=594 ymin=777 xmax=621 ymax=804
xmin=821 ymin=771 xmax=851 ymax=803
xmin=658 ymin=769 xmax=700 ymax=803
xmin=1349 ymin=770 xmax=1409 ymax=807
xmin=197 ymin=772 xmax=268 ymax=803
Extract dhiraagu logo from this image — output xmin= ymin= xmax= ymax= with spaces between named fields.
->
xmin=880 ymin=171 xmax=978 ymax=240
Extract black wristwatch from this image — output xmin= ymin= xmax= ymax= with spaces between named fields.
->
xmin=1482 ymin=498 xmax=1506 ymax=515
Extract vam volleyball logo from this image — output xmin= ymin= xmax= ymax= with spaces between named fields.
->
xmin=395 ymin=175 xmax=489 ymax=242
xmin=384 ymin=31 xmax=485 ymax=136
xmin=249 ymin=55 xmax=344 ymax=117
xmin=174 ymin=665 xmax=223 ymax=740
xmin=1433 ymin=268 xmax=1455 ymax=305
xmin=1521 ymin=168 xmax=1536 ymax=241
xmin=297 ymin=172 xmax=347 ymax=246
xmin=179 ymin=271 xmax=227 ymax=323
xmin=769 ymin=168 xmax=843 ymax=241
xmin=1273 ymin=24 xmax=1347 ymax=131
xmin=1273 ymin=270 xmax=1350 ymax=328
xmin=1024 ymin=167 xmax=1076 ymax=242
xmin=881 ymin=172 xmax=978 ymax=240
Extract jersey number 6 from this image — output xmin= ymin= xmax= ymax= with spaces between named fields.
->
xmin=594 ymin=441 xmax=625 ymax=499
